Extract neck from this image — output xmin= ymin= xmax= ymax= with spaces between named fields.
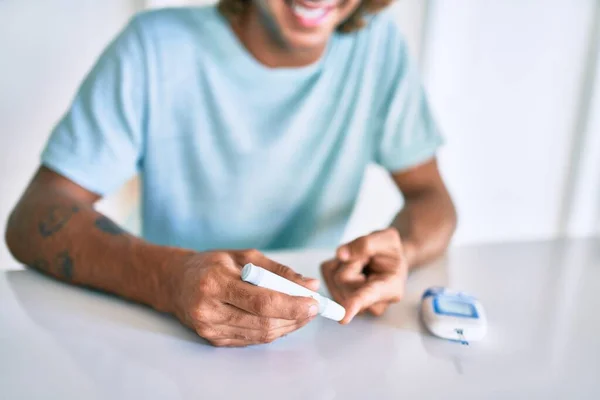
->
xmin=230 ymin=5 xmax=327 ymax=68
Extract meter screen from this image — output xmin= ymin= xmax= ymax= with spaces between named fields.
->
xmin=435 ymin=297 xmax=477 ymax=318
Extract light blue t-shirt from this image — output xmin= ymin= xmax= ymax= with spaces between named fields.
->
xmin=42 ymin=5 xmax=442 ymax=251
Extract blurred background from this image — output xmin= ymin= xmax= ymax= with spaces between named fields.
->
xmin=0 ymin=0 xmax=598 ymax=269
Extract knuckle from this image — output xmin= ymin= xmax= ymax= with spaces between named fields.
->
xmin=207 ymin=252 xmax=231 ymax=266
xmin=189 ymin=299 xmax=213 ymax=323
xmin=274 ymin=262 xmax=293 ymax=277
xmin=260 ymin=331 xmax=277 ymax=344
xmin=386 ymin=227 xmax=401 ymax=243
xmin=358 ymin=237 xmax=371 ymax=254
xmin=197 ymin=275 xmax=215 ymax=294
xmin=198 ymin=267 xmax=225 ymax=293
xmin=251 ymin=295 xmax=271 ymax=315
xmin=191 ymin=306 xmax=206 ymax=323
xmin=259 ymin=317 xmax=276 ymax=331
xmin=196 ymin=325 xmax=216 ymax=340
xmin=244 ymin=249 xmax=261 ymax=259
xmin=291 ymin=305 xmax=306 ymax=320
xmin=292 ymin=272 xmax=303 ymax=282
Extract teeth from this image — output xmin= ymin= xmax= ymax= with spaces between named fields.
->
xmin=292 ymin=3 xmax=327 ymax=19
xmin=304 ymin=0 xmax=337 ymax=6
xmin=305 ymin=0 xmax=337 ymax=6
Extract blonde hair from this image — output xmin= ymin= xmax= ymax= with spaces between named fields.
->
xmin=217 ymin=0 xmax=394 ymax=33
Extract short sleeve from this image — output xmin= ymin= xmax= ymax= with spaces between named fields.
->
xmin=41 ymin=16 xmax=147 ymax=195
xmin=373 ymin=27 xmax=443 ymax=173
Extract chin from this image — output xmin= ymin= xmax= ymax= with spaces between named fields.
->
xmin=282 ymin=29 xmax=332 ymax=51
xmin=263 ymin=0 xmax=358 ymax=51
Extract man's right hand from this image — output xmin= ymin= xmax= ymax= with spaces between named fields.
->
xmin=171 ymin=250 xmax=320 ymax=347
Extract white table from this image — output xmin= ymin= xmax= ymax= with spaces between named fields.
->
xmin=1 ymin=239 xmax=599 ymax=399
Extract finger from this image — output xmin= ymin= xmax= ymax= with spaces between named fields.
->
xmin=220 ymin=304 xmax=303 ymax=330
xmin=337 ymin=228 xmax=401 ymax=262
xmin=208 ymin=339 xmax=249 ymax=348
xmin=224 ymin=279 xmax=319 ymax=320
xmin=341 ymin=279 xmax=393 ymax=324
xmin=334 ymin=260 xmax=368 ymax=285
xmin=320 ymin=259 xmax=347 ymax=305
xmin=320 ymin=258 xmax=338 ymax=277
xmin=244 ymin=252 xmax=320 ymax=292
xmin=213 ymin=315 xmax=315 ymax=346
xmin=367 ymin=301 xmax=389 ymax=316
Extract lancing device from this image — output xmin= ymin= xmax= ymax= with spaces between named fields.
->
xmin=241 ymin=263 xmax=346 ymax=322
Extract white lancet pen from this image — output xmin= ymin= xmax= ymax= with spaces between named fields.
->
xmin=241 ymin=263 xmax=346 ymax=322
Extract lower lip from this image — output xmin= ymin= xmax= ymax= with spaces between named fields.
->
xmin=290 ymin=3 xmax=334 ymax=28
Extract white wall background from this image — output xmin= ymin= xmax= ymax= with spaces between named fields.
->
xmin=0 ymin=0 xmax=598 ymax=269
xmin=424 ymin=0 xmax=600 ymax=244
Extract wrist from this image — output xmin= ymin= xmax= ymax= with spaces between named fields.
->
xmin=401 ymin=239 xmax=419 ymax=269
xmin=143 ymin=244 xmax=195 ymax=315
xmin=388 ymin=226 xmax=419 ymax=269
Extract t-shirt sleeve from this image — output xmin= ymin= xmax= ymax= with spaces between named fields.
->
xmin=41 ymin=16 xmax=147 ymax=196
xmin=373 ymin=24 xmax=443 ymax=173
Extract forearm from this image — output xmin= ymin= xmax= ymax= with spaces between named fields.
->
xmin=391 ymin=188 xmax=457 ymax=268
xmin=5 ymin=186 xmax=190 ymax=313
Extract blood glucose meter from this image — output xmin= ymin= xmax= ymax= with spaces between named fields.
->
xmin=421 ymin=287 xmax=487 ymax=345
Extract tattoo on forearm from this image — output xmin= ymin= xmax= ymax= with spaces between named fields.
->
xmin=27 ymin=253 xmax=74 ymax=281
xmin=38 ymin=205 xmax=80 ymax=237
xmin=55 ymin=250 xmax=74 ymax=280
xmin=94 ymin=216 xmax=125 ymax=235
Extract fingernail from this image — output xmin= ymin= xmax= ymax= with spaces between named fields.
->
xmin=341 ymin=314 xmax=353 ymax=325
xmin=308 ymin=304 xmax=319 ymax=317
xmin=303 ymin=277 xmax=319 ymax=285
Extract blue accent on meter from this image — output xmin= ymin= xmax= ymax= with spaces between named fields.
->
xmin=422 ymin=287 xmax=445 ymax=299
xmin=433 ymin=295 xmax=479 ymax=319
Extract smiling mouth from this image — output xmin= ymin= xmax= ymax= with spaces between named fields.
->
xmin=288 ymin=0 xmax=338 ymax=28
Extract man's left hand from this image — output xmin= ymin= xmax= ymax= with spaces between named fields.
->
xmin=321 ymin=228 xmax=409 ymax=324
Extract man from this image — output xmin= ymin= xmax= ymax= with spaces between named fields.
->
xmin=5 ymin=0 xmax=456 ymax=347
